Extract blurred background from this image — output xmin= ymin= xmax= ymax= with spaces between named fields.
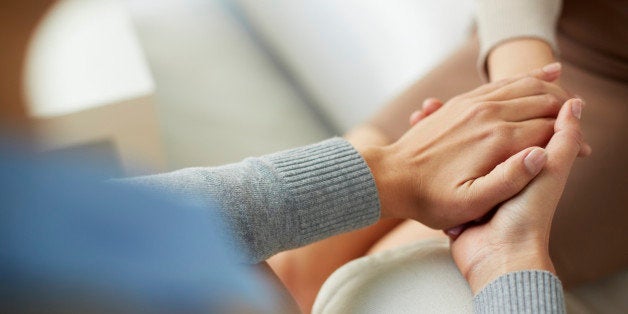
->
xmin=12 ymin=0 xmax=475 ymax=174
xmin=3 ymin=2 xmax=627 ymax=312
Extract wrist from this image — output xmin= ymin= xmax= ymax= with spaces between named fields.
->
xmin=466 ymin=242 xmax=555 ymax=294
xmin=488 ymin=38 xmax=555 ymax=81
xmin=355 ymin=144 xmax=388 ymax=218
xmin=352 ymin=143 xmax=404 ymax=220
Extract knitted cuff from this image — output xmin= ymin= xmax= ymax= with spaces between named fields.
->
xmin=474 ymin=270 xmax=566 ymax=313
xmin=475 ymin=0 xmax=562 ymax=81
xmin=264 ymin=138 xmax=381 ymax=245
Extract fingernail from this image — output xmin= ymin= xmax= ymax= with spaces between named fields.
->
xmin=542 ymin=62 xmax=562 ymax=74
xmin=447 ymin=226 xmax=464 ymax=237
xmin=524 ymin=148 xmax=548 ymax=174
xmin=572 ymin=99 xmax=583 ymax=119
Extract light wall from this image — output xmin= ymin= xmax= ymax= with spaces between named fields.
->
xmin=24 ymin=0 xmax=154 ymax=118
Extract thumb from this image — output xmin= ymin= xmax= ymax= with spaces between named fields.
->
xmin=543 ymin=98 xmax=584 ymax=182
xmin=465 ymin=146 xmax=548 ymax=214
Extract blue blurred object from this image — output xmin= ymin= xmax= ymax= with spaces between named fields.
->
xmin=0 ymin=143 xmax=272 ymax=312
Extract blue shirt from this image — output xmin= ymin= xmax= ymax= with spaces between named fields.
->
xmin=0 ymin=145 xmax=272 ymax=312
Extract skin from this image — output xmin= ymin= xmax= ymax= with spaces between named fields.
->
xmin=263 ymin=78 xmax=586 ymax=312
xmin=269 ymin=34 xmax=606 ymax=314
xmin=360 ymin=64 xmax=591 ymax=227
xmin=488 ymin=39 xmax=556 ymax=81
xmin=359 ymin=70 xmax=572 ymax=228
xmin=451 ymin=99 xmax=584 ymax=293
xmin=271 ymin=65 xmax=575 ymax=312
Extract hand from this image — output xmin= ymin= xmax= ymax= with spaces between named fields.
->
xmin=409 ymin=98 xmax=591 ymax=157
xmin=360 ymin=63 xmax=571 ymax=228
xmin=449 ymin=99 xmax=585 ymax=293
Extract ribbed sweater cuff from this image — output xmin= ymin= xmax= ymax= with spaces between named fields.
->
xmin=475 ymin=0 xmax=562 ymax=81
xmin=474 ymin=270 xmax=566 ymax=313
xmin=264 ymin=138 xmax=381 ymax=245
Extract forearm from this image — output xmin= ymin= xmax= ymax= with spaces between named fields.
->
xmin=475 ymin=0 xmax=562 ymax=81
xmin=488 ymin=39 xmax=556 ymax=81
xmin=119 ymin=138 xmax=381 ymax=264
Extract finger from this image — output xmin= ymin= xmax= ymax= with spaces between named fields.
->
xmin=509 ymin=99 xmax=585 ymax=216
xmin=578 ymin=143 xmax=592 ymax=157
xmin=464 ymin=146 xmax=548 ymax=217
xmin=486 ymin=76 xmax=570 ymax=103
xmin=422 ymin=98 xmax=443 ymax=115
xmin=495 ymin=97 xmax=590 ymax=157
xmin=409 ymin=110 xmax=425 ymax=126
xmin=499 ymin=119 xmax=555 ymax=157
xmin=469 ymin=119 xmax=554 ymax=175
xmin=519 ymin=62 xmax=562 ymax=82
xmin=497 ymin=94 xmax=562 ymax=121
xmin=409 ymin=98 xmax=444 ymax=126
xmin=544 ymin=98 xmax=584 ymax=180
xmin=466 ymin=62 xmax=562 ymax=97
xmin=445 ymin=224 xmax=466 ymax=241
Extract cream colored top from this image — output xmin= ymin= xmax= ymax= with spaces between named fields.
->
xmin=475 ymin=0 xmax=562 ymax=79
xmin=475 ymin=0 xmax=628 ymax=82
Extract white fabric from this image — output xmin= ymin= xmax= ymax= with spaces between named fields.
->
xmin=313 ymin=238 xmax=473 ymax=313
xmin=313 ymin=237 xmax=628 ymax=313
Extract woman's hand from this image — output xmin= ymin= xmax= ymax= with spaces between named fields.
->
xmin=360 ymin=64 xmax=571 ymax=229
xmin=449 ymin=99 xmax=585 ymax=293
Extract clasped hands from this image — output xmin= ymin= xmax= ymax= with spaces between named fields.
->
xmin=356 ymin=63 xmax=588 ymax=292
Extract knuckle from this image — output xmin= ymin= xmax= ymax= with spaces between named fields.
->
xmin=493 ymin=122 xmax=516 ymax=139
xmin=556 ymin=128 xmax=584 ymax=152
xmin=500 ymin=163 xmax=521 ymax=192
xmin=545 ymin=94 xmax=560 ymax=107
xmin=478 ymin=122 xmax=506 ymax=145
xmin=569 ymin=129 xmax=584 ymax=145
xmin=460 ymin=187 xmax=485 ymax=216
xmin=469 ymin=101 xmax=500 ymax=118
xmin=494 ymin=78 xmax=512 ymax=88
xmin=522 ymin=77 xmax=543 ymax=90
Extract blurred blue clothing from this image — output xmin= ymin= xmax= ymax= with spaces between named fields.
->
xmin=0 ymin=146 xmax=271 ymax=312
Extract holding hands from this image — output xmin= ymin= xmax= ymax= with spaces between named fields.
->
xmin=359 ymin=63 xmax=582 ymax=229
xmin=450 ymin=98 xmax=584 ymax=293
xmin=373 ymin=62 xmax=589 ymax=294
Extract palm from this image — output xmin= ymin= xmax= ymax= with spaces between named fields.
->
xmin=450 ymin=221 xmax=496 ymax=280
xmin=450 ymin=187 xmax=556 ymax=291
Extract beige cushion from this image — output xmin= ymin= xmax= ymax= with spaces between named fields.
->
xmin=313 ymin=238 xmax=473 ymax=313
xmin=314 ymin=237 xmax=628 ymax=313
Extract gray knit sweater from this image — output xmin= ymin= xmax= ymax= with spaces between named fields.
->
xmin=126 ymin=138 xmax=565 ymax=313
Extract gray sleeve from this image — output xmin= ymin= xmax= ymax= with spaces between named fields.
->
xmin=475 ymin=0 xmax=563 ymax=80
xmin=473 ymin=270 xmax=566 ymax=313
xmin=120 ymin=138 xmax=380 ymax=264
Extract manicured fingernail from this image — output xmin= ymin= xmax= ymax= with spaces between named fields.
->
xmin=542 ymin=62 xmax=562 ymax=74
xmin=524 ymin=148 xmax=547 ymax=174
xmin=447 ymin=226 xmax=464 ymax=237
xmin=572 ymin=99 xmax=583 ymax=119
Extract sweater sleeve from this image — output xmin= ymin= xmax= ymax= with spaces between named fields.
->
xmin=475 ymin=0 xmax=563 ymax=79
xmin=119 ymin=138 xmax=381 ymax=264
xmin=473 ymin=270 xmax=566 ymax=313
